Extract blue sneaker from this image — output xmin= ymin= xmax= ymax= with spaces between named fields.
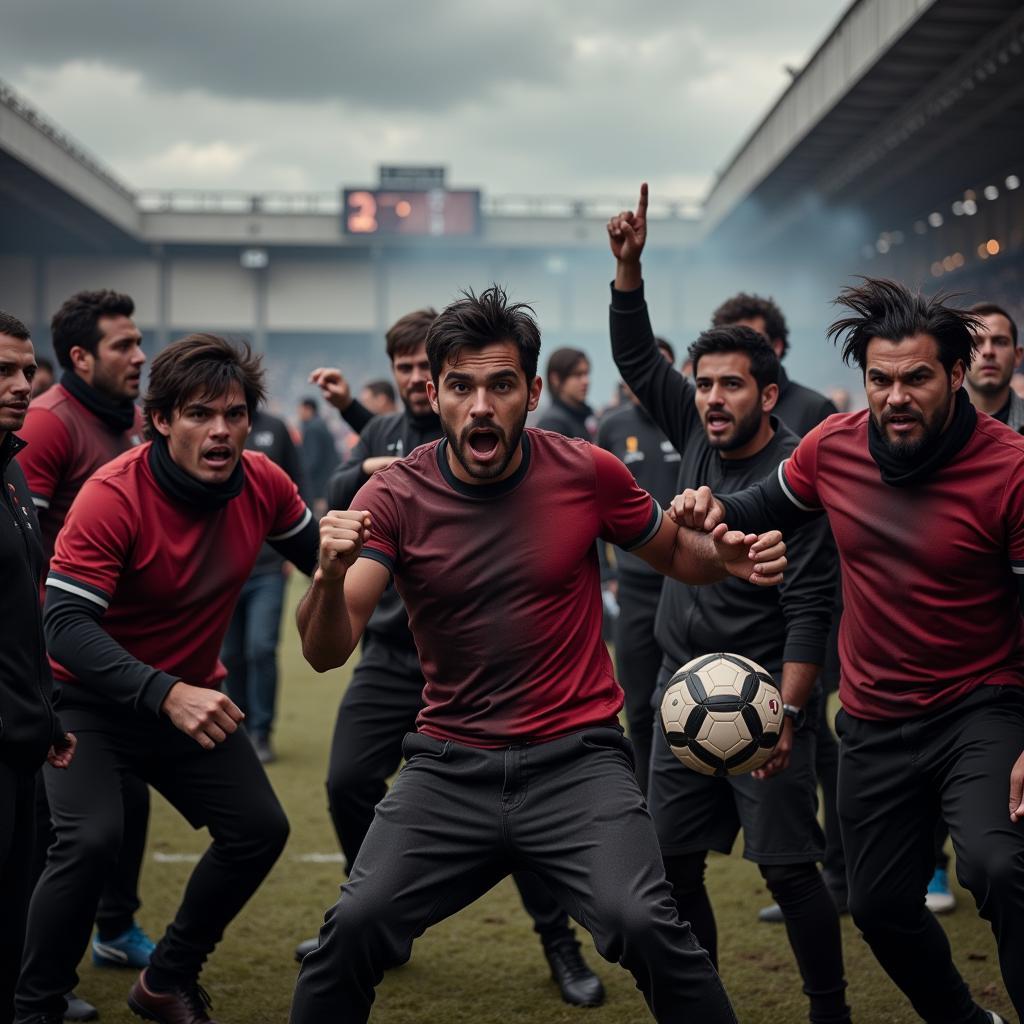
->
xmin=925 ymin=867 xmax=956 ymax=914
xmin=91 ymin=922 xmax=156 ymax=968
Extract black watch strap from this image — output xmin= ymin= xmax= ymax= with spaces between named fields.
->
xmin=782 ymin=703 xmax=806 ymax=729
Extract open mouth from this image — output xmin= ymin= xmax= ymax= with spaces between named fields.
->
xmin=467 ymin=427 xmax=501 ymax=460
xmin=885 ymin=413 xmax=921 ymax=433
xmin=705 ymin=412 xmax=733 ymax=434
xmin=202 ymin=445 xmax=233 ymax=468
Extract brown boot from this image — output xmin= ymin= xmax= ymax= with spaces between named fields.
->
xmin=127 ymin=970 xmax=217 ymax=1024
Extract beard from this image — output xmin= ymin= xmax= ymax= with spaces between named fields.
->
xmin=872 ymin=393 xmax=953 ymax=461
xmin=442 ymin=406 xmax=528 ymax=481
xmin=705 ymin=404 xmax=763 ymax=453
xmin=91 ymin=361 xmax=136 ymax=401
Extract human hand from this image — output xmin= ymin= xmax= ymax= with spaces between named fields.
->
xmin=714 ymin=524 xmax=786 ymax=586
xmin=161 ymin=683 xmax=244 ymax=750
xmin=309 ymin=367 xmax=352 ymax=411
xmin=47 ymin=732 xmax=76 ymax=769
xmin=362 ymin=456 xmax=401 ymax=476
xmin=607 ymin=183 xmax=649 ymax=265
xmin=669 ymin=486 xmax=726 ymax=532
xmin=752 ymin=719 xmax=792 ymax=780
xmin=318 ymin=509 xmax=371 ymax=582
xmin=1010 ymin=749 xmax=1024 ymax=822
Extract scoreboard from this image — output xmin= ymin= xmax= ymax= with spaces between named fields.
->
xmin=343 ymin=189 xmax=481 ymax=237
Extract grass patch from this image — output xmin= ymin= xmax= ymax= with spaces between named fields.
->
xmin=74 ymin=578 xmax=1012 ymax=1022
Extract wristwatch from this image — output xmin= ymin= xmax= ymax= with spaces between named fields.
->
xmin=782 ymin=703 xmax=806 ymax=730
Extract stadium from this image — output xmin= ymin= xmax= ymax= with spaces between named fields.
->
xmin=1 ymin=0 xmax=1023 ymax=1022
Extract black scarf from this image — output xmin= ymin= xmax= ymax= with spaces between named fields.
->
xmin=147 ymin=433 xmax=245 ymax=509
xmin=60 ymin=371 xmax=137 ymax=433
xmin=867 ymin=387 xmax=976 ymax=487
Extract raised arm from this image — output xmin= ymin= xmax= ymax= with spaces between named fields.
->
xmin=607 ymin=183 xmax=697 ymax=450
xmin=309 ymin=366 xmax=375 ymax=434
xmin=297 ymin=509 xmax=389 ymax=671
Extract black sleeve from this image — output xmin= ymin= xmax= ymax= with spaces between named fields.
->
xmin=1018 ymin=576 xmax=1024 ymax=616
xmin=609 ymin=281 xmax=698 ymax=451
xmin=267 ymin=511 xmax=319 ymax=576
xmin=719 ymin=467 xmax=825 ymax=537
xmin=776 ymin=513 xmax=837 ymax=666
xmin=43 ymin=588 xmax=179 ymax=717
xmin=327 ymin=422 xmax=378 ymax=509
xmin=340 ymin=398 xmax=375 ymax=435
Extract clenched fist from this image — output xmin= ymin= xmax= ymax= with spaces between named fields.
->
xmin=309 ymin=367 xmax=352 ymax=412
xmin=318 ymin=509 xmax=372 ymax=581
xmin=669 ymin=486 xmax=726 ymax=533
xmin=162 ymin=683 xmax=244 ymax=750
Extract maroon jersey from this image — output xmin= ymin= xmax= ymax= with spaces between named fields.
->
xmin=353 ymin=428 xmax=662 ymax=747
xmin=779 ymin=410 xmax=1024 ymax=719
xmin=47 ymin=444 xmax=309 ymax=697
xmin=18 ymin=384 xmax=144 ymax=565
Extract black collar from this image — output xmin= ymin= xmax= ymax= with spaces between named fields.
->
xmin=436 ymin=432 xmax=531 ymax=500
xmin=867 ymin=388 xmax=976 ymax=487
xmin=60 ymin=371 xmax=137 ymax=433
xmin=147 ymin=434 xmax=245 ymax=509
xmin=1 ymin=432 xmax=26 ymax=471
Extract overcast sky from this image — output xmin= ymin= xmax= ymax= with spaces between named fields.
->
xmin=2 ymin=1 xmax=849 ymax=201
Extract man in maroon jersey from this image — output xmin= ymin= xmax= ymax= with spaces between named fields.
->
xmin=673 ymin=278 xmax=1023 ymax=1024
xmin=290 ymin=286 xmax=788 ymax=1023
xmin=18 ymin=291 xmax=152 ymax=1016
xmin=15 ymin=335 xmax=319 ymax=1024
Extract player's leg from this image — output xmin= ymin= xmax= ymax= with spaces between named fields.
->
xmin=0 ymin=763 xmax=36 ymax=1024
xmin=93 ymin=772 xmax=153 ymax=964
xmin=661 ymin=852 xmax=718 ymax=967
xmin=732 ymin=698 xmax=850 ymax=1024
xmin=936 ymin=687 xmax=1024 ymax=1016
xmin=613 ymin=578 xmax=662 ymax=794
xmin=291 ymin=733 xmax=508 ymax=1024
xmin=15 ymin=729 xmax=129 ymax=1020
xmin=137 ymin=726 xmax=289 ymax=997
xmin=324 ymin=646 xmax=422 ymax=866
xmin=241 ymin=569 xmax=286 ymax=759
xmin=516 ymin=726 xmax=737 ymax=1024
xmin=836 ymin=708 xmax=986 ymax=1024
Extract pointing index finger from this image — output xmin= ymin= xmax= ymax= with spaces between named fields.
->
xmin=637 ymin=182 xmax=649 ymax=220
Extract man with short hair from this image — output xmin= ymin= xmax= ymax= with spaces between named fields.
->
xmin=18 ymin=291 xmax=154 ymax=992
xmin=606 ymin=201 xmax=849 ymax=1024
xmin=536 ymin=347 xmax=595 ymax=439
xmin=673 ymin=278 xmax=1024 ymax=1023
xmin=15 ymin=334 xmax=319 ymax=1024
xmin=302 ymin=308 xmax=606 ymax=1008
xmin=965 ymin=303 xmax=1023 ymax=429
xmin=358 ymin=380 xmax=396 ymax=416
xmin=0 ymin=310 xmax=75 ymax=1024
xmin=290 ymin=285 xmax=788 ymax=1023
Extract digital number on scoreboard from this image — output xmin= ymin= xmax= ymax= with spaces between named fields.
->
xmin=343 ymin=189 xmax=481 ymax=237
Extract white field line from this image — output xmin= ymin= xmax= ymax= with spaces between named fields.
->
xmin=152 ymin=851 xmax=346 ymax=864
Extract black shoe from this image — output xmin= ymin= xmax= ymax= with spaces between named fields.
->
xmin=63 ymin=992 xmax=99 ymax=1022
xmin=294 ymin=937 xmax=318 ymax=963
xmin=544 ymin=938 xmax=605 ymax=1007
xmin=127 ymin=971 xmax=216 ymax=1024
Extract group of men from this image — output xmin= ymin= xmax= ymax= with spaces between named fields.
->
xmin=1 ymin=177 xmax=1023 ymax=1024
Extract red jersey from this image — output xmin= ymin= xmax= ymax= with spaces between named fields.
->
xmin=353 ymin=429 xmax=662 ymax=747
xmin=779 ymin=410 xmax=1024 ymax=719
xmin=47 ymin=444 xmax=309 ymax=701
xmin=18 ymin=384 xmax=144 ymax=566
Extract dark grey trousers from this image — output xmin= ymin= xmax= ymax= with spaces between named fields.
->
xmin=291 ymin=726 xmax=736 ymax=1024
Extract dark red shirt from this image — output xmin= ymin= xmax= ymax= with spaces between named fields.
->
xmin=354 ymin=429 xmax=662 ymax=747
xmin=18 ymin=384 xmax=144 ymax=566
xmin=47 ymin=444 xmax=308 ymax=698
xmin=780 ymin=410 xmax=1024 ymax=719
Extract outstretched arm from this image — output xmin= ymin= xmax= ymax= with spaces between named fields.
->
xmin=631 ymin=511 xmax=786 ymax=587
xmin=297 ymin=509 xmax=389 ymax=671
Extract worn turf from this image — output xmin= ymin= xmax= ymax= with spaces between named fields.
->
xmin=72 ymin=578 xmax=1012 ymax=1022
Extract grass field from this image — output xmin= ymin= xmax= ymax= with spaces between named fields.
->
xmin=72 ymin=577 xmax=1012 ymax=1023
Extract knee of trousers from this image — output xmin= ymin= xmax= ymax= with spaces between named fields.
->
xmin=218 ymin=803 xmax=290 ymax=865
xmin=848 ymin=888 xmax=923 ymax=935
xmin=325 ymin=760 xmax=385 ymax=811
xmin=588 ymin=896 xmax=679 ymax=963
xmin=51 ymin=819 xmax=123 ymax=877
xmin=957 ymin=836 xmax=1024 ymax=905
xmin=759 ymin=862 xmax=822 ymax=902
xmin=319 ymin=893 xmax=412 ymax=970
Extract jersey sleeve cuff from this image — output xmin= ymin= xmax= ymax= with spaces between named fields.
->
xmin=620 ymin=499 xmax=663 ymax=551
xmin=360 ymin=545 xmax=396 ymax=575
xmin=46 ymin=572 xmax=111 ymax=609
xmin=268 ymin=506 xmax=313 ymax=541
xmin=138 ymin=671 xmax=182 ymax=718
xmin=609 ymin=280 xmax=646 ymax=312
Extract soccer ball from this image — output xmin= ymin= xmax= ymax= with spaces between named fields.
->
xmin=660 ymin=653 xmax=783 ymax=777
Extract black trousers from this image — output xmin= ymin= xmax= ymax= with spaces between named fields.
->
xmin=837 ymin=685 xmax=1024 ymax=1023
xmin=613 ymin=575 xmax=663 ymax=795
xmin=1 ymin=762 xmax=36 ymax=1024
xmin=326 ymin=640 xmax=572 ymax=944
xmin=32 ymin=767 xmax=150 ymax=939
xmin=292 ymin=727 xmax=736 ymax=1024
xmin=15 ymin=716 xmax=288 ymax=1019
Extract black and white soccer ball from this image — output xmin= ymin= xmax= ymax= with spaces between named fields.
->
xmin=660 ymin=653 xmax=783 ymax=777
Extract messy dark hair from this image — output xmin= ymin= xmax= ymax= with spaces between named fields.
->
xmin=688 ymin=326 xmax=780 ymax=391
xmin=143 ymin=333 xmax=265 ymax=437
xmin=386 ymin=308 xmax=438 ymax=361
xmin=828 ymin=278 xmax=979 ymax=375
xmin=712 ymin=292 xmax=789 ymax=356
xmin=545 ymin=347 xmax=589 ymax=397
xmin=51 ymin=290 xmax=135 ymax=370
xmin=426 ymin=286 xmax=541 ymax=383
